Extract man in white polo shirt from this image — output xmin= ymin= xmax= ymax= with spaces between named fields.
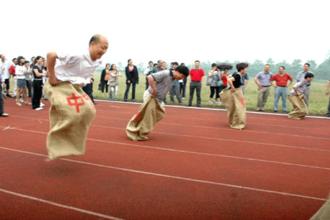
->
xmin=45 ymin=34 xmax=108 ymax=160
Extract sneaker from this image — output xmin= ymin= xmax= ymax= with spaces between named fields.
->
xmin=40 ymin=102 xmax=45 ymax=107
xmin=0 ymin=113 xmax=9 ymax=117
xmin=16 ymin=102 xmax=22 ymax=106
xmin=35 ymin=107 xmax=43 ymax=111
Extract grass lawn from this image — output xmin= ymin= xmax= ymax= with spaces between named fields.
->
xmin=92 ymin=71 xmax=329 ymax=116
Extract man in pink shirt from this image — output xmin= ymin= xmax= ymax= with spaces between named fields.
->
xmin=188 ymin=60 xmax=205 ymax=107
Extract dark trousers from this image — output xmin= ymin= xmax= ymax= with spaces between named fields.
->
xmin=180 ymin=79 xmax=187 ymax=98
xmin=83 ymin=83 xmax=95 ymax=104
xmin=210 ymin=86 xmax=220 ymax=99
xmin=100 ymin=81 xmax=108 ymax=93
xmin=4 ymin=79 xmax=10 ymax=95
xmin=26 ymin=80 xmax=33 ymax=97
xmin=327 ymin=97 xmax=330 ymax=117
xmin=0 ymin=83 xmax=4 ymax=114
xmin=124 ymin=82 xmax=136 ymax=101
xmin=189 ymin=81 xmax=202 ymax=107
xmin=32 ymin=80 xmax=43 ymax=109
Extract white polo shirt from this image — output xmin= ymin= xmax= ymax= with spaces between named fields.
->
xmin=55 ymin=52 xmax=101 ymax=85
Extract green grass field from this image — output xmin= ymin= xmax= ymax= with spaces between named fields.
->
xmin=92 ymin=72 xmax=330 ymax=116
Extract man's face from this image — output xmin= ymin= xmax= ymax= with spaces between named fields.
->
xmin=279 ymin=67 xmax=285 ymax=73
xmin=303 ymin=64 xmax=309 ymax=72
xmin=195 ymin=61 xmax=200 ymax=68
xmin=90 ymin=37 xmax=109 ymax=61
xmin=264 ymin=65 xmax=270 ymax=73
xmin=159 ymin=61 xmax=167 ymax=70
xmin=306 ymin=77 xmax=313 ymax=83
xmin=241 ymin=67 xmax=248 ymax=75
xmin=173 ymin=70 xmax=185 ymax=80
xmin=149 ymin=62 xmax=153 ymax=67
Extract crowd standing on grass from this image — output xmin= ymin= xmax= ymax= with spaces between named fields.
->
xmin=1 ymin=53 xmax=330 ymax=118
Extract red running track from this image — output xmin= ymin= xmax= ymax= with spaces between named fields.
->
xmin=0 ymin=99 xmax=330 ymax=220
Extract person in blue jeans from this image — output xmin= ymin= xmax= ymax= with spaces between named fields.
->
xmin=271 ymin=66 xmax=293 ymax=113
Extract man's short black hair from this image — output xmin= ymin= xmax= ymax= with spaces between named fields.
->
xmin=236 ymin=62 xmax=249 ymax=72
xmin=304 ymin=73 xmax=314 ymax=79
xmin=217 ymin=63 xmax=233 ymax=71
xmin=279 ymin=66 xmax=286 ymax=70
xmin=211 ymin=63 xmax=217 ymax=68
xmin=89 ymin=34 xmax=101 ymax=46
xmin=175 ymin=65 xmax=189 ymax=77
xmin=171 ymin=62 xmax=179 ymax=66
xmin=194 ymin=60 xmax=200 ymax=63
xmin=304 ymin=63 xmax=311 ymax=67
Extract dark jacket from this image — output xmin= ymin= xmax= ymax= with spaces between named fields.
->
xmin=125 ymin=65 xmax=139 ymax=84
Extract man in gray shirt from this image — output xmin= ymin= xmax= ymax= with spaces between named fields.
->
xmin=296 ymin=63 xmax=313 ymax=105
xmin=254 ymin=64 xmax=272 ymax=111
xmin=144 ymin=65 xmax=189 ymax=106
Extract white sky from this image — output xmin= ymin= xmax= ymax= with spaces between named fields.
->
xmin=1 ymin=0 xmax=330 ymax=66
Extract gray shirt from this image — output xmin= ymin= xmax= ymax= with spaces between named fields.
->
xmin=256 ymin=71 xmax=272 ymax=86
xmin=148 ymin=70 xmax=173 ymax=102
xmin=296 ymin=71 xmax=312 ymax=86
xmin=290 ymin=80 xmax=309 ymax=95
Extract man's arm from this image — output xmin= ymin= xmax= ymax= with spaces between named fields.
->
xmin=47 ymin=52 xmax=60 ymax=86
xmin=147 ymin=75 xmax=157 ymax=97
xmin=254 ymin=73 xmax=261 ymax=89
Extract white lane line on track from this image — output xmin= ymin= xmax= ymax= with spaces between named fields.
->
xmin=0 ymin=188 xmax=123 ymax=220
xmin=0 ymin=146 xmax=327 ymax=202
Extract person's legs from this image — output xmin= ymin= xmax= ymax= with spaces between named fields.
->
xmin=175 ymin=82 xmax=182 ymax=103
xmin=274 ymin=87 xmax=280 ymax=112
xmin=327 ymin=97 xmax=330 ymax=117
xmin=215 ymin=86 xmax=221 ymax=102
xmin=210 ymin=86 xmax=215 ymax=99
xmin=170 ymin=83 xmax=175 ymax=103
xmin=4 ymin=79 xmax=10 ymax=96
xmin=196 ymin=82 xmax=202 ymax=107
xmin=282 ymin=87 xmax=288 ymax=112
xmin=132 ymin=83 xmax=136 ymax=101
xmin=100 ymin=81 xmax=105 ymax=93
xmin=188 ymin=82 xmax=196 ymax=106
xmin=124 ymin=83 xmax=131 ymax=101
xmin=183 ymin=79 xmax=187 ymax=98
xmin=262 ymin=87 xmax=270 ymax=110
xmin=109 ymin=86 xmax=113 ymax=100
xmin=257 ymin=89 xmax=264 ymax=110
xmin=304 ymin=87 xmax=310 ymax=106
xmin=0 ymin=83 xmax=4 ymax=114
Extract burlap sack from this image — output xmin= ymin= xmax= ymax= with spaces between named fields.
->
xmin=44 ymin=82 xmax=96 ymax=160
xmin=310 ymin=197 xmax=330 ymax=220
xmin=126 ymin=97 xmax=165 ymax=141
xmin=288 ymin=93 xmax=308 ymax=120
xmin=220 ymin=89 xmax=246 ymax=129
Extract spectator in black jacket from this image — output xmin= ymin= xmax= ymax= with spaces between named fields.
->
xmin=124 ymin=59 xmax=139 ymax=102
xmin=99 ymin=63 xmax=110 ymax=93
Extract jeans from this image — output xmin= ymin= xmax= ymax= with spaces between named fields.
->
xmin=257 ymin=86 xmax=270 ymax=110
xmin=189 ymin=81 xmax=202 ymax=107
xmin=170 ymin=80 xmax=182 ymax=103
xmin=274 ymin=87 xmax=288 ymax=112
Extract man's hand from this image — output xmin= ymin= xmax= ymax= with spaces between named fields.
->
xmin=49 ymin=76 xmax=61 ymax=86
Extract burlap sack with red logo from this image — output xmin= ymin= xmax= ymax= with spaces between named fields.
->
xmin=126 ymin=97 xmax=165 ymax=141
xmin=44 ymin=81 xmax=96 ymax=160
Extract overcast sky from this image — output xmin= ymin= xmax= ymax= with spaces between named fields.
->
xmin=1 ymin=0 xmax=330 ymax=66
